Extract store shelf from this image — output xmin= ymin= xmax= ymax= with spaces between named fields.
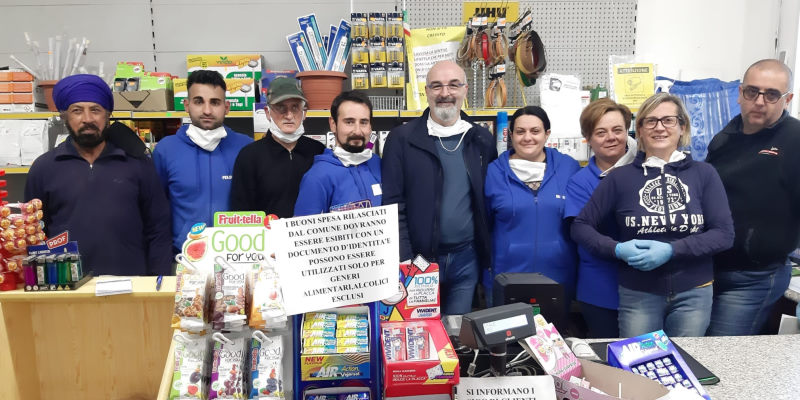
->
xmin=2 ymin=166 xmax=30 ymax=174
xmin=0 ymin=112 xmax=57 ymax=119
xmin=399 ymin=109 xmax=515 ymax=118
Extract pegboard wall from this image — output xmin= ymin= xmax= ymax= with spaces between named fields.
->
xmin=406 ymin=0 xmax=637 ymax=108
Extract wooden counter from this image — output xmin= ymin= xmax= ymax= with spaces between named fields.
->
xmin=0 ymin=276 xmax=177 ymax=400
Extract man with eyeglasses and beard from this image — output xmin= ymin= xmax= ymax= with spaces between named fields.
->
xmin=706 ymin=59 xmax=800 ymax=336
xmin=294 ymin=91 xmax=381 ymax=216
xmin=230 ymin=77 xmax=325 ymax=217
xmin=382 ymin=60 xmax=497 ymax=315
xmin=24 ymin=74 xmax=172 ymax=276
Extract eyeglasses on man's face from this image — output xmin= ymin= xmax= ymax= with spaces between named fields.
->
xmin=741 ymin=85 xmax=790 ymax=104
xmin=641 ymin=115 xmax=680 ymax=129
xmin=426 ymin=82 xmax=466 ymax=92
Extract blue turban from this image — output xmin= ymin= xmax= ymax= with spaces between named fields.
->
xmin=53 ymin=74 xmax=114 ymax=111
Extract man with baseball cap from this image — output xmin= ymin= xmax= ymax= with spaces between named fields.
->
xmin=153 ymin=70 xmax=252 ymax=254
xmin=230 ymin=77 xmax=325 ymax=217
xmin=24 ymin=74 xmax=172 ymax=276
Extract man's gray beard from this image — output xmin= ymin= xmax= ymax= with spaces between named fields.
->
xmin=431 ymin=105 xmax=459 ymax=124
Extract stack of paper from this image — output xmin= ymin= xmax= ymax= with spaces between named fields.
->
xmin=95 ymin=278 xmax=133 ymax=296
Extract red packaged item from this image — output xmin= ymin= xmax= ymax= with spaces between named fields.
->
xmin=380 ymin=319 xmax=458 ymax=398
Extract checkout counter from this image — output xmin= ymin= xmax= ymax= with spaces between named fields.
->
xmin=0 ymin=276 xmax=176 ymax=400
xmin=0 ymin=275 xmax=798 ymax=399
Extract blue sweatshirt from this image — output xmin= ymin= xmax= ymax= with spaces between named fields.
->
xmin=484 ymin=147 xmax=580 ymax=299
xmin=294 ymin=148 xmax=382 ymax=216
xmin=564 ymin=156 xmax=620 ymax=310
xmin=571 ymin=152 xmax=735 ymax=295
xmin=153 ymin=125 xmax=252 ymax=252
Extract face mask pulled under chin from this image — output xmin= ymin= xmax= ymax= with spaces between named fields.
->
xmin=269 ymin=115 xmax=305 ymax=143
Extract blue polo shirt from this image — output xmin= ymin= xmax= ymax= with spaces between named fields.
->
xmin=564 ymin=156 xmax=619 ymax=310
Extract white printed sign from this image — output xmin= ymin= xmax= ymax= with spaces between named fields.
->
xmin=457 ymin=376 xmax=557 ymax=400
xmin=273 ymin=205 xmax=399 ymax=315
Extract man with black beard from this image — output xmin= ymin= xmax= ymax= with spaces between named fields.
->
xmin=294 ymin=91 xmax=381 ymax=216
xmin=24 ymin=74 xmax=172 ymax=276
xmin=381 ymin=60 xmax=497 ymax=315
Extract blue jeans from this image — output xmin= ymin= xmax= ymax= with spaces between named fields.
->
xmin=579 ymin=301 xmax=619 ymax=338
xmin=707 ymin=262 xmax=792 ymax=336
xmin=438 ymin=243 xmax=479 ymax=315
xmin=618 ymin=285 xmax=713 ymax=338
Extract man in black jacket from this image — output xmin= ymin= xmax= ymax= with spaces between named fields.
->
xmin=382 ymin=60 xmax=498 ymax=315
xmin=706 ymin=59 xmax=800 ymax=335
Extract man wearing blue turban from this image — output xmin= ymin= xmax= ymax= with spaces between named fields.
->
xmin=24 ymin=74 xmax=173 ymax=276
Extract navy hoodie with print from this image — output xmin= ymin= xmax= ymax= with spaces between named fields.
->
xmin=571 ymin=152 xmax=734 ymax=295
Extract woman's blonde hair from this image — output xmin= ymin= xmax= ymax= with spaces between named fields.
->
xmin=635 ymin=93 xmax=691 ymax=149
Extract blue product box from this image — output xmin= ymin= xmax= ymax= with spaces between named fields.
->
xmin=607 ymin=330 xmax=710 ymax=399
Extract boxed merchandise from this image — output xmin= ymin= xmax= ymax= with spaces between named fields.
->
xmin=299 ymin=307 xmax=372 ymax=381
xmin=113 ymin=89 xmax=174 ymax=111
xmin=607 ymin=330 xmax=710 ymax=399
xmin=0 ymin=70 xmax=35 ymax=112
xmin=287 ymin=32 xmax=318 ymax=71
xmin=518 ymin=316 xmax=692 ymax=400
xmin=298 ymin=14 xmax=328 ymax=71
xmin=326 ymin=20 xmax=353 ymax=72
xmin=186 ymin=54 xmax=263 ymax=81
xmin=380 ymin=319 xmax=459 ymax=398
xmin=379 ymin=255 xmax=440 ymax=321
xmin=114 ymin=61 xmax=146 ymax=78
xmin=174 ymin=78 xmax=256 ymax=111
xmin=261 ymin=70 xmax=298 ymax=101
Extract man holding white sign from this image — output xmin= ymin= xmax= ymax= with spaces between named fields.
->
xmin=294 ymin=91 xmax=382 ymax=216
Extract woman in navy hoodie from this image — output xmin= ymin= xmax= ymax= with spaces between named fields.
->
xmin=484 ymin=106 xmax=580 ymax=307
xmin=572 ymin=93 xmax=734 ymax=337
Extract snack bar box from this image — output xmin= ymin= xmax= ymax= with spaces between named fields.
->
xmin=381 ymin=319 xmax=459 ymax=398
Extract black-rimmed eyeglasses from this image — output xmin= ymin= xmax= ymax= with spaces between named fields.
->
xmin=641 ymin=115 xmax=681 ymax=129
xmin=741 ymin=85 xmax=790 ymax=104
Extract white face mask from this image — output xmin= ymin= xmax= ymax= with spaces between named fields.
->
xmin=426 ymin=116 xmax=473 ymax=138
xmin=186 ymin=124 xmax=227 ymax=152
xmin=333 ymin=146 xmax=373 ymax=166
xmin=600 ymin=135 xmax=639 ymax=177
xmin=268 ymin=108 xmax=306 ymax=143
xmin=509 ymin=159 xmax=546 ymax=183
xmin=269 ymin=118 xmax=305 ymax=143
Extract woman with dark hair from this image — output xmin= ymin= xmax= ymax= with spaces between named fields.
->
xmin=564 ymin=98 xmax=636 ymax=338
xmin=572 ymin=93 xmax=734 ymax=337
xmin=484 ymin=106 xmax=580 ymax=307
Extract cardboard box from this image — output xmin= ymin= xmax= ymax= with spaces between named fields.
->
xmin=381 ymin=319 xmax=459 ymax=398
xmin=113 ymin=89 xmax=174 ymax=112
xmin=187 ymin=54 xmax=262 ymax=81
xmin=553 ymin=359 xmax=673 ymax=400
xmin=173 ymin=78 xmax=255 ymax=111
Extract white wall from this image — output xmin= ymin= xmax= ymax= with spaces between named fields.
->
xmin=636 ymin=0 xmax=782 ymax=81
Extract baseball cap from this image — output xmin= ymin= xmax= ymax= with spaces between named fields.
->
xmin=268 ymin=77 xmax=307 ymax=104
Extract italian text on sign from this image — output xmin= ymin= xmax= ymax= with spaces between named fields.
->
xmin=273 ymin=204 xmax=399 ymax=315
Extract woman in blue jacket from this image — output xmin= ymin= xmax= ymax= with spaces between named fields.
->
xmin=572 ymin=93 xmax=734 ymax=337
xmin=484 ymin=106 xmax=580 ymax=307
xmin=565 ymin=99 xmax=636 ymax=338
